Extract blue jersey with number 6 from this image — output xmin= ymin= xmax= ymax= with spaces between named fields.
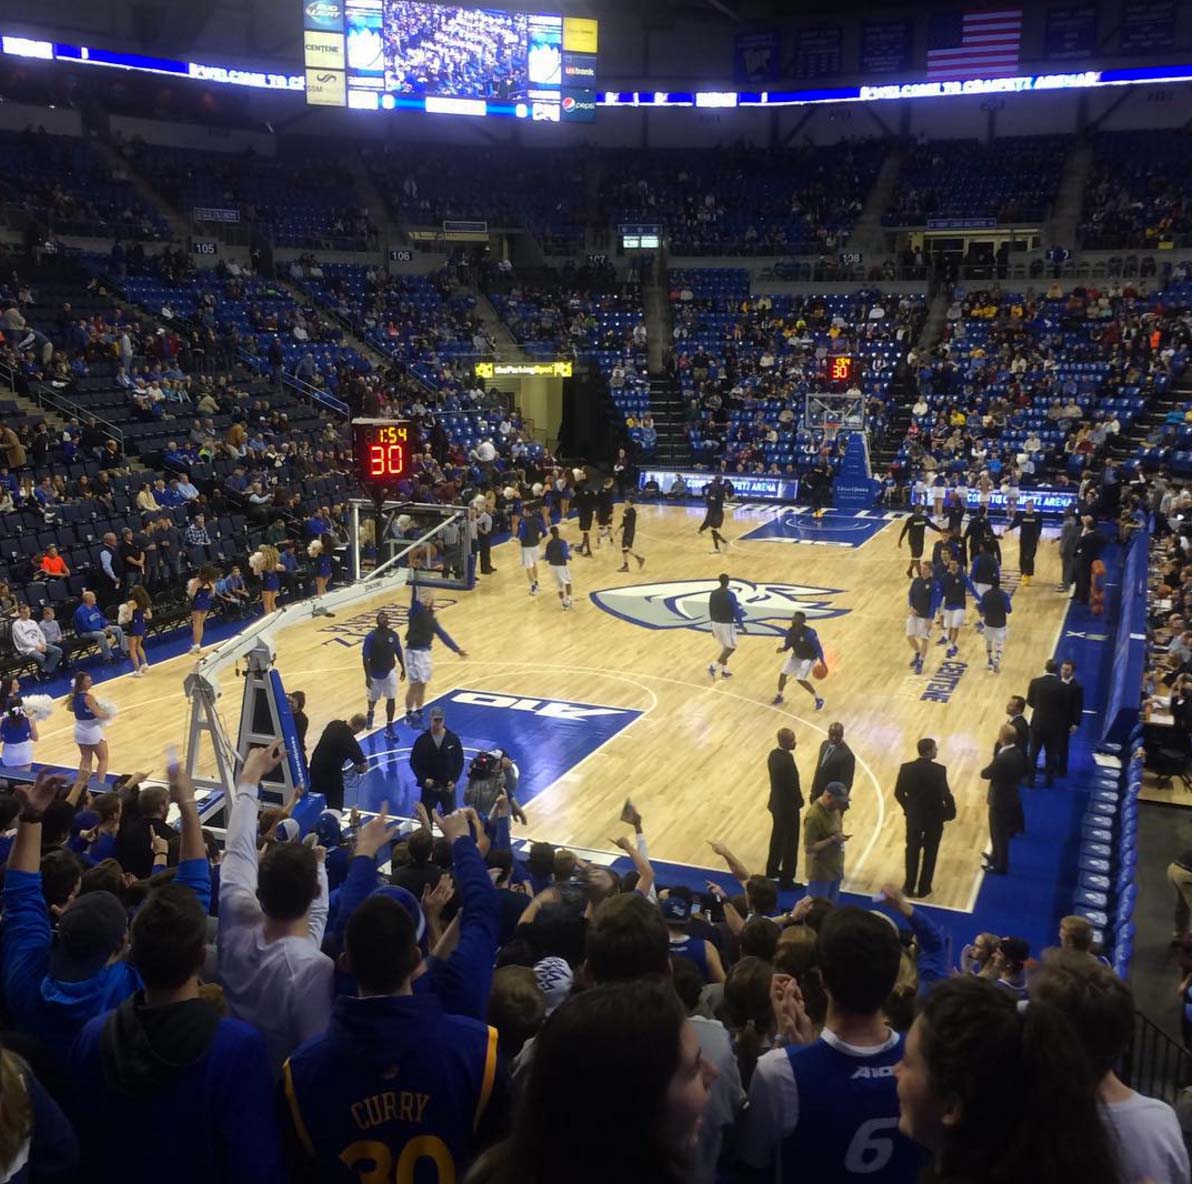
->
xmin=782 ymin=1033 xmax=923 ymax=1182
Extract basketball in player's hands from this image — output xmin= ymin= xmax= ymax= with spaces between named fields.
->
xmin=812 ymin=661 xmax=829 ymax=680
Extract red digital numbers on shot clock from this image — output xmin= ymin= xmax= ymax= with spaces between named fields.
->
xmin=829 ymin=356 xmax=853 ymax=383
xmin=352 ymin=419 xmax=412 ymax=489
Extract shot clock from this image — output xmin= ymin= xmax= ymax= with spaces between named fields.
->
xmin=352 ymin=418 xmax=413 ymax=496
xmin=828 ymin=355 xmax=855 ymax=383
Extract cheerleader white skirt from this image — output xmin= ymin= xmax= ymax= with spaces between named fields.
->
xmin=1 ymin=740 xmax=33 ymax=766
xmin=74 ymin=720 xmax=105 ymax=747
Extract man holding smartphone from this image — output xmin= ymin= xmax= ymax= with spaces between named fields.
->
xmin=803 ymin=781 xmax=851 ymax=903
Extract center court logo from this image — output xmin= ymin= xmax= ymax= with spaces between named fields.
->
xmin=590 ymin=579 xmax=849 ymax=637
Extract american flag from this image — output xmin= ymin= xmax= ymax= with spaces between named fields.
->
xmin=926 ymin=8 xmax=1023 ymax=81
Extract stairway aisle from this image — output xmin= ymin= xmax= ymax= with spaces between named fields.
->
xmin=646 ymin=375 xmax=689 ymax=466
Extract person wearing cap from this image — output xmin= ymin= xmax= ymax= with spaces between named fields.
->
xmin=991 ymin=936 xmax=1031 ymax=1000
xmin=2 ymin=767 xmax=211 ymax=1062
xmin=316 ymin=810 xmax=351 ymax=892
xmin=281 ymin=889 xmax=504 ymax=1183
xmin=218 ymin=742 xmax=333 ymax=1078
xmin=660 ymin=892 xmax=726 ymax=984
xmin=802 ymin=781 xmax=852 ymax=903
xmin=410 ymin=706 xmax=465 ymax=818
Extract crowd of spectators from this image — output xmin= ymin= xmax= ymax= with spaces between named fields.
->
xmin=0 ymin=756 xmax=1181 ymax=1182
xmin=601 ymin=143 xmax=880 ymax=257
xmin=118 ymin=138 xmax=378 ymax=251
xmin=668 ymin=270 xmax=924 ymax=476
xmin=1080 ymin=129 xmax=1193 ymax=252
xmin=896 ymin=279 xmax=1192 ymax=490
xmin=0 ymin=126 xmax=169 ymax=242
xmin=883 ymin=135 xmax=1070 ymax=228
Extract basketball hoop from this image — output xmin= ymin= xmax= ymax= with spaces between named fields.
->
xmin=823 ymin=419 xmax=841 ymax=444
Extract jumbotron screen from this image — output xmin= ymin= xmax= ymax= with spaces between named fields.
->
xmin=303 ymin=0 xmax=597 ymax=119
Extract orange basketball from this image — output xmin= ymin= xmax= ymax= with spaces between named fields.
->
xmin=812 ymin=661 xmax=829 ymax=680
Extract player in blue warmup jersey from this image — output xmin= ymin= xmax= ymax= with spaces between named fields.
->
xmin=707 ymin=573 xmax=746 ymax=680
xmin=931 ymin=559 xmax=979 ymax=658
xmin=517 ymin=510 xmax=543 ymax=597
xmin=741 ymin=907 xmax=924 ymax=1183
xmin=773 ymin=610 xmax=826 ymax=710
xmin=362 ymin=611 xmax=407 ymax=740
xmin=282 ymin=893 xmax=503 ymax=1184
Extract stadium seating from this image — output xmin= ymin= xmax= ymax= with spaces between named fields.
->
xmin=883 ymin=135 xmax=1070 ymax=227
xmin=121 ymin=141 xmax=377 ymax=250
xmin=602 ymin=143 xmax=881 ymax=256
xmin=1081 ymin=129 xmax=1193 ymax=251
xmin=0 ymin=128 xmax=170 ymax=240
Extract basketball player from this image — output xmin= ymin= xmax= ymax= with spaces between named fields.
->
xmin=517 ymin=505 xmax=543 ymax=596
xmin=977 ymin=582 xmax=1013 ymax=674
xmin=617 ymin=497 xmax=645 ymax=572
xmin=970 ymin=541 xmax=1001 ymax=631
xmin=1002 ymin=498 xmax=1042 ymax=585
xmin=404 ymin=587 xmax=467 ymax=724
xmin=544 ymin=526 xmax=574 ymax=610
xmin=699 ymin=476 xmax=729 ymax=554
xmin=897 ymin=505 xmax=941 ymax=579
xmin=595 ymin=477 xmax=615 ymax=550
xmin=773 ymin=611 xmax=825 ymax=710
xmin=934 ymin=558 xmax=976 ymax=659
xmin=362 ymin=611 xmax=406 ymax=740
xmin=806 ymin=460 xmax=832 ymax=519
xmin=707 ymin=573 xmax=744 ymax=679
xmin=574 ymin=481 xmax=596 ymax=557
xmin=907 ymin=561 xmax=934 ymax=675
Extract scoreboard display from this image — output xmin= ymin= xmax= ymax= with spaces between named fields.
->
xmin=304 ymin=0 xmax=597 ymax=120
xmin=352 ymin=418 xmax=412 ymax=491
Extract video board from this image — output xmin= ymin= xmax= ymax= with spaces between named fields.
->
xmin=303 ymin=0 xmax=597 ymax=119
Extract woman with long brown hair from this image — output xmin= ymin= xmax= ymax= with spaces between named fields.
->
xmin=0 ymin=1046 xmax=78 ymax=1178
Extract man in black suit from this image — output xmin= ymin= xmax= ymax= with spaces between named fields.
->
xmin=1005 ymin=695 xmax=1030 ymax=759
xmin=894 ymin=737 xmax=953 ymax=898
xmin=1058 ymin=658 xmax=1084 ymax=775
xmin=765 ymin=727 xmax=804 ymax=890
xmin=1072 ymin=516 xmax=1107 ymax=605
xmin=1026 ymin=658 xmax=1070 ymax=785
xmin=810 ymin=721 xmax=855 ymax=798
xmin=982 ymin=723 xmax=1027 ymax=874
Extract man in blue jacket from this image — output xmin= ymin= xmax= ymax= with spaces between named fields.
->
xmin=2 ymin=769 xmax=209 ymax=1064
xmin=282 ymin=890 xmax=505 ymax=1183
xmin=71 ymin=873 xmax=282 ymax=1183
xmin=72 ymin=590 xmax=128 ymax=663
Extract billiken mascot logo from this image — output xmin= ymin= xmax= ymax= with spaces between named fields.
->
xmin=591 ymin=579 xmax=849 ymax=636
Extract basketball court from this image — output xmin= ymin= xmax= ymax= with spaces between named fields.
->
xmin=27 ymin=500 xmax=1069 ymax=914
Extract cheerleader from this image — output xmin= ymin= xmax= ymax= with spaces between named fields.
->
xmin=0 ymin=676 xmax=21 ymax=713
xmin=70 ymin=671 xmax=113 ymax=795
xmin=118 ymin=585 xmax=153 ymax=676
xmin=505 ymin=484 xmax=523 ymax=540
xmin=251 ymin=545 xmax=284 ymax=614
xmin=0 ymin=700 xmax=37 ymax=771
xmin=187 ymin=564 xmax=220 ymax=654
xmin=309 ymin=538 xmax=333 ymax=597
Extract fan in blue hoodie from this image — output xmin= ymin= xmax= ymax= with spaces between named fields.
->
xmin=1 ymin=770 xmax=212 ymax=1066
xmin=282 ymin=891 xmax=506 ymax=1184
xmin=70 ymin=881 xmax=282 ymax=1184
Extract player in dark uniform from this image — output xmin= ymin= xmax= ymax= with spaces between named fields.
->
xmin=898 ymin=505 xmax=941 ymax=579
xmin=699 ymin=476 xmax=729 ymax=553
xmin=573 ymin=482 xmax=596 ymax=557
xmin=943 ymin=489 xmax=967 ymax=534
xmin=1002 ymin=498 xmax=1042 ymax=585
xmin=617 ymin=497 xmax=645 ymax=572
xmin=805 ymin=461 xmax=833 ymax=519
xmin=964 ymin=505 xmax=1001 ymax=566
xmin=595 ymin=477 xmax=615 ymax=550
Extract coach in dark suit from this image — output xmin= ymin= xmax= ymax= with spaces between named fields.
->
xmin=1026 ymin=659 xmax=1070 ymax=785
xmin=1058 ymin=658 xmax=1085 ymax=775
xmin=982 ymin=724 xmax=1027 ymax=874
xmin=810 ymin=722 xmax=856 ymax=798
xmin=765 ymin=727 xmax=804 ymax=890
xmin=894 ymin=738 xmax=954 ymax=898
xmin=1005 ymin=695 xmax=1030 ymax=758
